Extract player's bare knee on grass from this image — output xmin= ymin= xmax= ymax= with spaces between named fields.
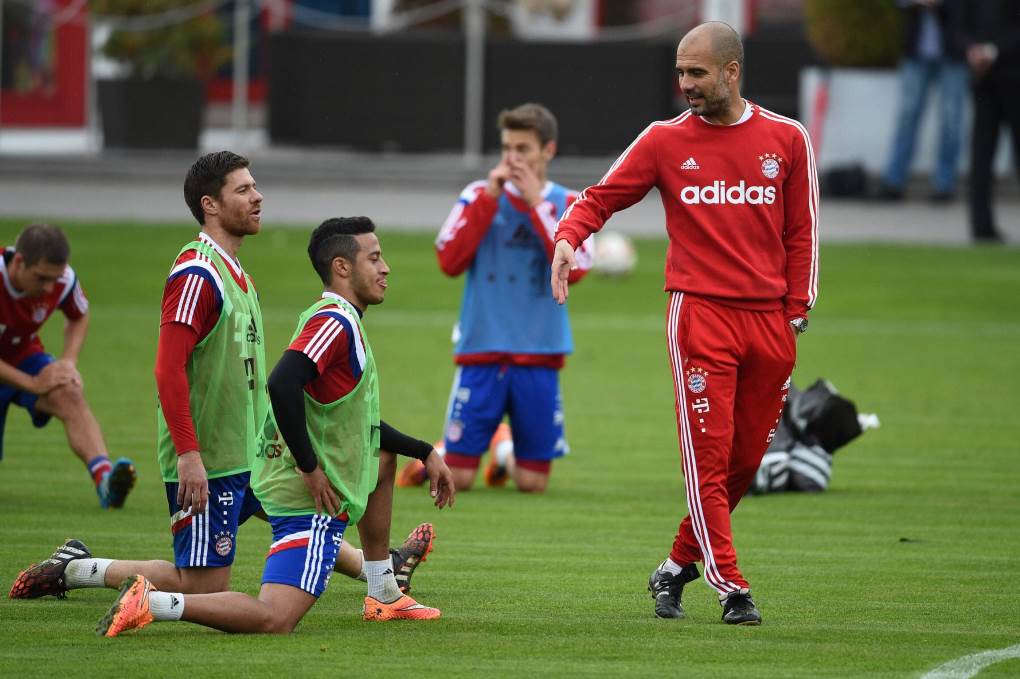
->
xmin=513 ymin=459 xmax=551 ymax=493
xmin=513 ymin=473 xmax=548 ymax=494
xmin=451 ymin=468 xmax=478 ymax=490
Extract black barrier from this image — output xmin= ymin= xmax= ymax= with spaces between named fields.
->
xmin=268 ymin=31 xmax=678 ymax=155
xmin=742 ymin=27 xmax=818 ymax=119
xmin=484 ymin=39 xmax=676 ymax=156
xmin=269 ymin=31 xmax=465 ymax=151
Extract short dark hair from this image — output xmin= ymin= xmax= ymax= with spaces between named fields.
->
xmin=16 ymin=223 xmax=70 ymax=266
xmin=497 ymin=102 xmax=558 ymax=146
xmin=308 ymin=217 xmax=376 ymax=284
xmin=183 ymin=151 xmax=250 ymax=225
xmin=710 ymin=22 xmax=744 ymax=69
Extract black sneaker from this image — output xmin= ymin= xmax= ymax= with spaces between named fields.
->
xmin=390 ymin=523 xmax=434 ymax=594
xmin=98 ymin=458 xmax=137 ymax=509
xmin=648 ymin=562 xmax=700 ymax=619
xmin=721 ymin=590 xmax=762 ymax=625
xmin=9 ymin=539 xmax=91 ymax=599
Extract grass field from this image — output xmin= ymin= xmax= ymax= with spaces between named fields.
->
xmin=0 ymin=219 xmax=1018 ymax=678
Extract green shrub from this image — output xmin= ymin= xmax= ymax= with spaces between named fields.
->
xmin=91 ymin=0 xmax=231 ymax=80
xmin=804 ymin=0 xmax=902 ymax=68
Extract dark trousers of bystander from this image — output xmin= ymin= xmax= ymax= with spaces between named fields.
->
xmin=968 ymin=69 xmax=1020 ymax=241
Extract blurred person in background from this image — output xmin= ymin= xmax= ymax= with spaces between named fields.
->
xmin=0 ymin=223 xmax=136 ymax=510
xmin=878 ymin=0 xmax=967 ymax=203
xmin=398 ymin=103 xmax=593 ymax=494
xmin=953 ymin=0 xmax=1020 ymax=243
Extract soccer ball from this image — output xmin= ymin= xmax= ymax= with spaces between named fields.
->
xmin=592 ymin=232 xmax=637 ymax=277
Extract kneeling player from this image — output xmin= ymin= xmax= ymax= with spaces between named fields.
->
xmin=96 ymin=217 xmax=454 ymax=636
xmin=0 ymin=223 xmax=135 ymax=509
xmin=418 ymin=103 xmax=593 ymax=493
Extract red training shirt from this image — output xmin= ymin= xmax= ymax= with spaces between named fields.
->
xmin=0 ymin=247 xmax=89 ymax=365
xmin=154 ymin=233 xmax=252 ymax=455
xmin=556 ymin=103 xmax=819 ymax=320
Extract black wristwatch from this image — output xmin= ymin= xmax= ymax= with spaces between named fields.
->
xmin=789 ymin=317 xmax=808 ymax=334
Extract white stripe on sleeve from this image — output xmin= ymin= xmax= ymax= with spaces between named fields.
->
xmin=758 ymin=109 xmax=820 ymax=309
xmin=306 ymin=319 xmax=345 ymax=364
xmin=169 ymin=257 xmax=225 ymax=300
xmin=436 ymin=181 xmax=488 ymax=249
xmin=323 ymin=307 xmax=366 ymax=372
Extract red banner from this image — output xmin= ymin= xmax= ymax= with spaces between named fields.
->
xmin=1 ymin=0 xmax=87 ymax=127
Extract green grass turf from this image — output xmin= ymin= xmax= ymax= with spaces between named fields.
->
xmin=0 ymin=220 xmax=1018 ymax=677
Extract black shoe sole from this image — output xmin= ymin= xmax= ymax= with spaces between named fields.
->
xmin=654 ymin=610 xmax=686 ymax=619
xmin=106 ymin=463 xmax=137 ymax=509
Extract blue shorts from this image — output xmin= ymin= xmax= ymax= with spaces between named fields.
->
xmin=0 ymin=353 xmax=55 ymax=461
xmin=443 ymin=364 xmax=568 ymax=462
xmin=165 ymin=472 xmax=262 ymax=568
xmin=262 ymin=513 xmax=348 ymax=597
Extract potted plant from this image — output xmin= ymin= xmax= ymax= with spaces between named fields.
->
xmin=91 ymin=0 xmax=231 ymax=149
xmin=798 ymin=0 xmax=904 ymax=180
xmin=804 ymin=0 xmax=901 ymax=68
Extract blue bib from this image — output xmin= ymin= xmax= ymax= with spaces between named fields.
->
xmin=454 ymin=183 xmax=573 ymax=356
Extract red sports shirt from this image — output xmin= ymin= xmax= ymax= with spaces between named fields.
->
xmin=154 ymin=233 xmax=252 ymax=454
xmin=556 ymin=103 xmax=819 ymax=319
xmin=287 ymin=292 xmax=367 ymax=404
xmin=0 ymin=247 xmax=89 ymax=365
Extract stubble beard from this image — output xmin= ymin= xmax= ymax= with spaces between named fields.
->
xmin=689 ymin=78 xmax=731 ymax=119
xmin=354 ymin=275 xmax=385 ymax=307
xmin=223 ymin=211 xmax=260 ymax=238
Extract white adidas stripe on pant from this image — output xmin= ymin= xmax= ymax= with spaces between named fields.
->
xmin=667 ymin=292 xmax=740 ymax=596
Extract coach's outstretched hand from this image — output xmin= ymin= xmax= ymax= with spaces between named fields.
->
xmin=551 ymin=239 xmax=577 ymax=304
xmin=423 ymin=449 xmax=456 ymax=509
xmin=177 ymin=450 xmax=209 ymax=514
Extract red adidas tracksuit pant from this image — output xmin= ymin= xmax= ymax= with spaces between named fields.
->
xmin=665 ymin=292 xmax=796 ymax=596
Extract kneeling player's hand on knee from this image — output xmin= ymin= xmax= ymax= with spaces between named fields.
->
xmin=34 ymin=361 xmax=81 ymax=394
xmin=177 ymin=450 xmax=209 ymax=514
xmin=300 ymin=465 xmax=342 ymax=517
xmin=50 ymin=358 xmax=82 ymax=381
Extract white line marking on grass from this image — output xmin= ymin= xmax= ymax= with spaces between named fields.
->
xmin=921 ymin=643 xmax=1020 ymax=679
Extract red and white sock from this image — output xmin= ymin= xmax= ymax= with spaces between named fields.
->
xmin=87 ymin=456 xmax=112 ymax=487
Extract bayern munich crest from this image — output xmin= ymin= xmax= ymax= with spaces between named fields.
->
xmin=446 ymin=420 xmax=464 ymax=443
xmin=214 ymin=531 xmax=234 ymax=557
xmin=686 ymin=367 xmax=709 ymax=394
xmin=759 ymin=153 xmax=782 ymax=179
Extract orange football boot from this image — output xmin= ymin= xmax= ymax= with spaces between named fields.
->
xmin=363 ymin=594 xmax=441 ymax=621
xmin=396 ymin=459 xmax=427 ymax=487
xmin=96 ymin=575 xmax=157 ymax=637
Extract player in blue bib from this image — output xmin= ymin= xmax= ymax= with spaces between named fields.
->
xmin=406 ymin=103 xmax=595 ymax=493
